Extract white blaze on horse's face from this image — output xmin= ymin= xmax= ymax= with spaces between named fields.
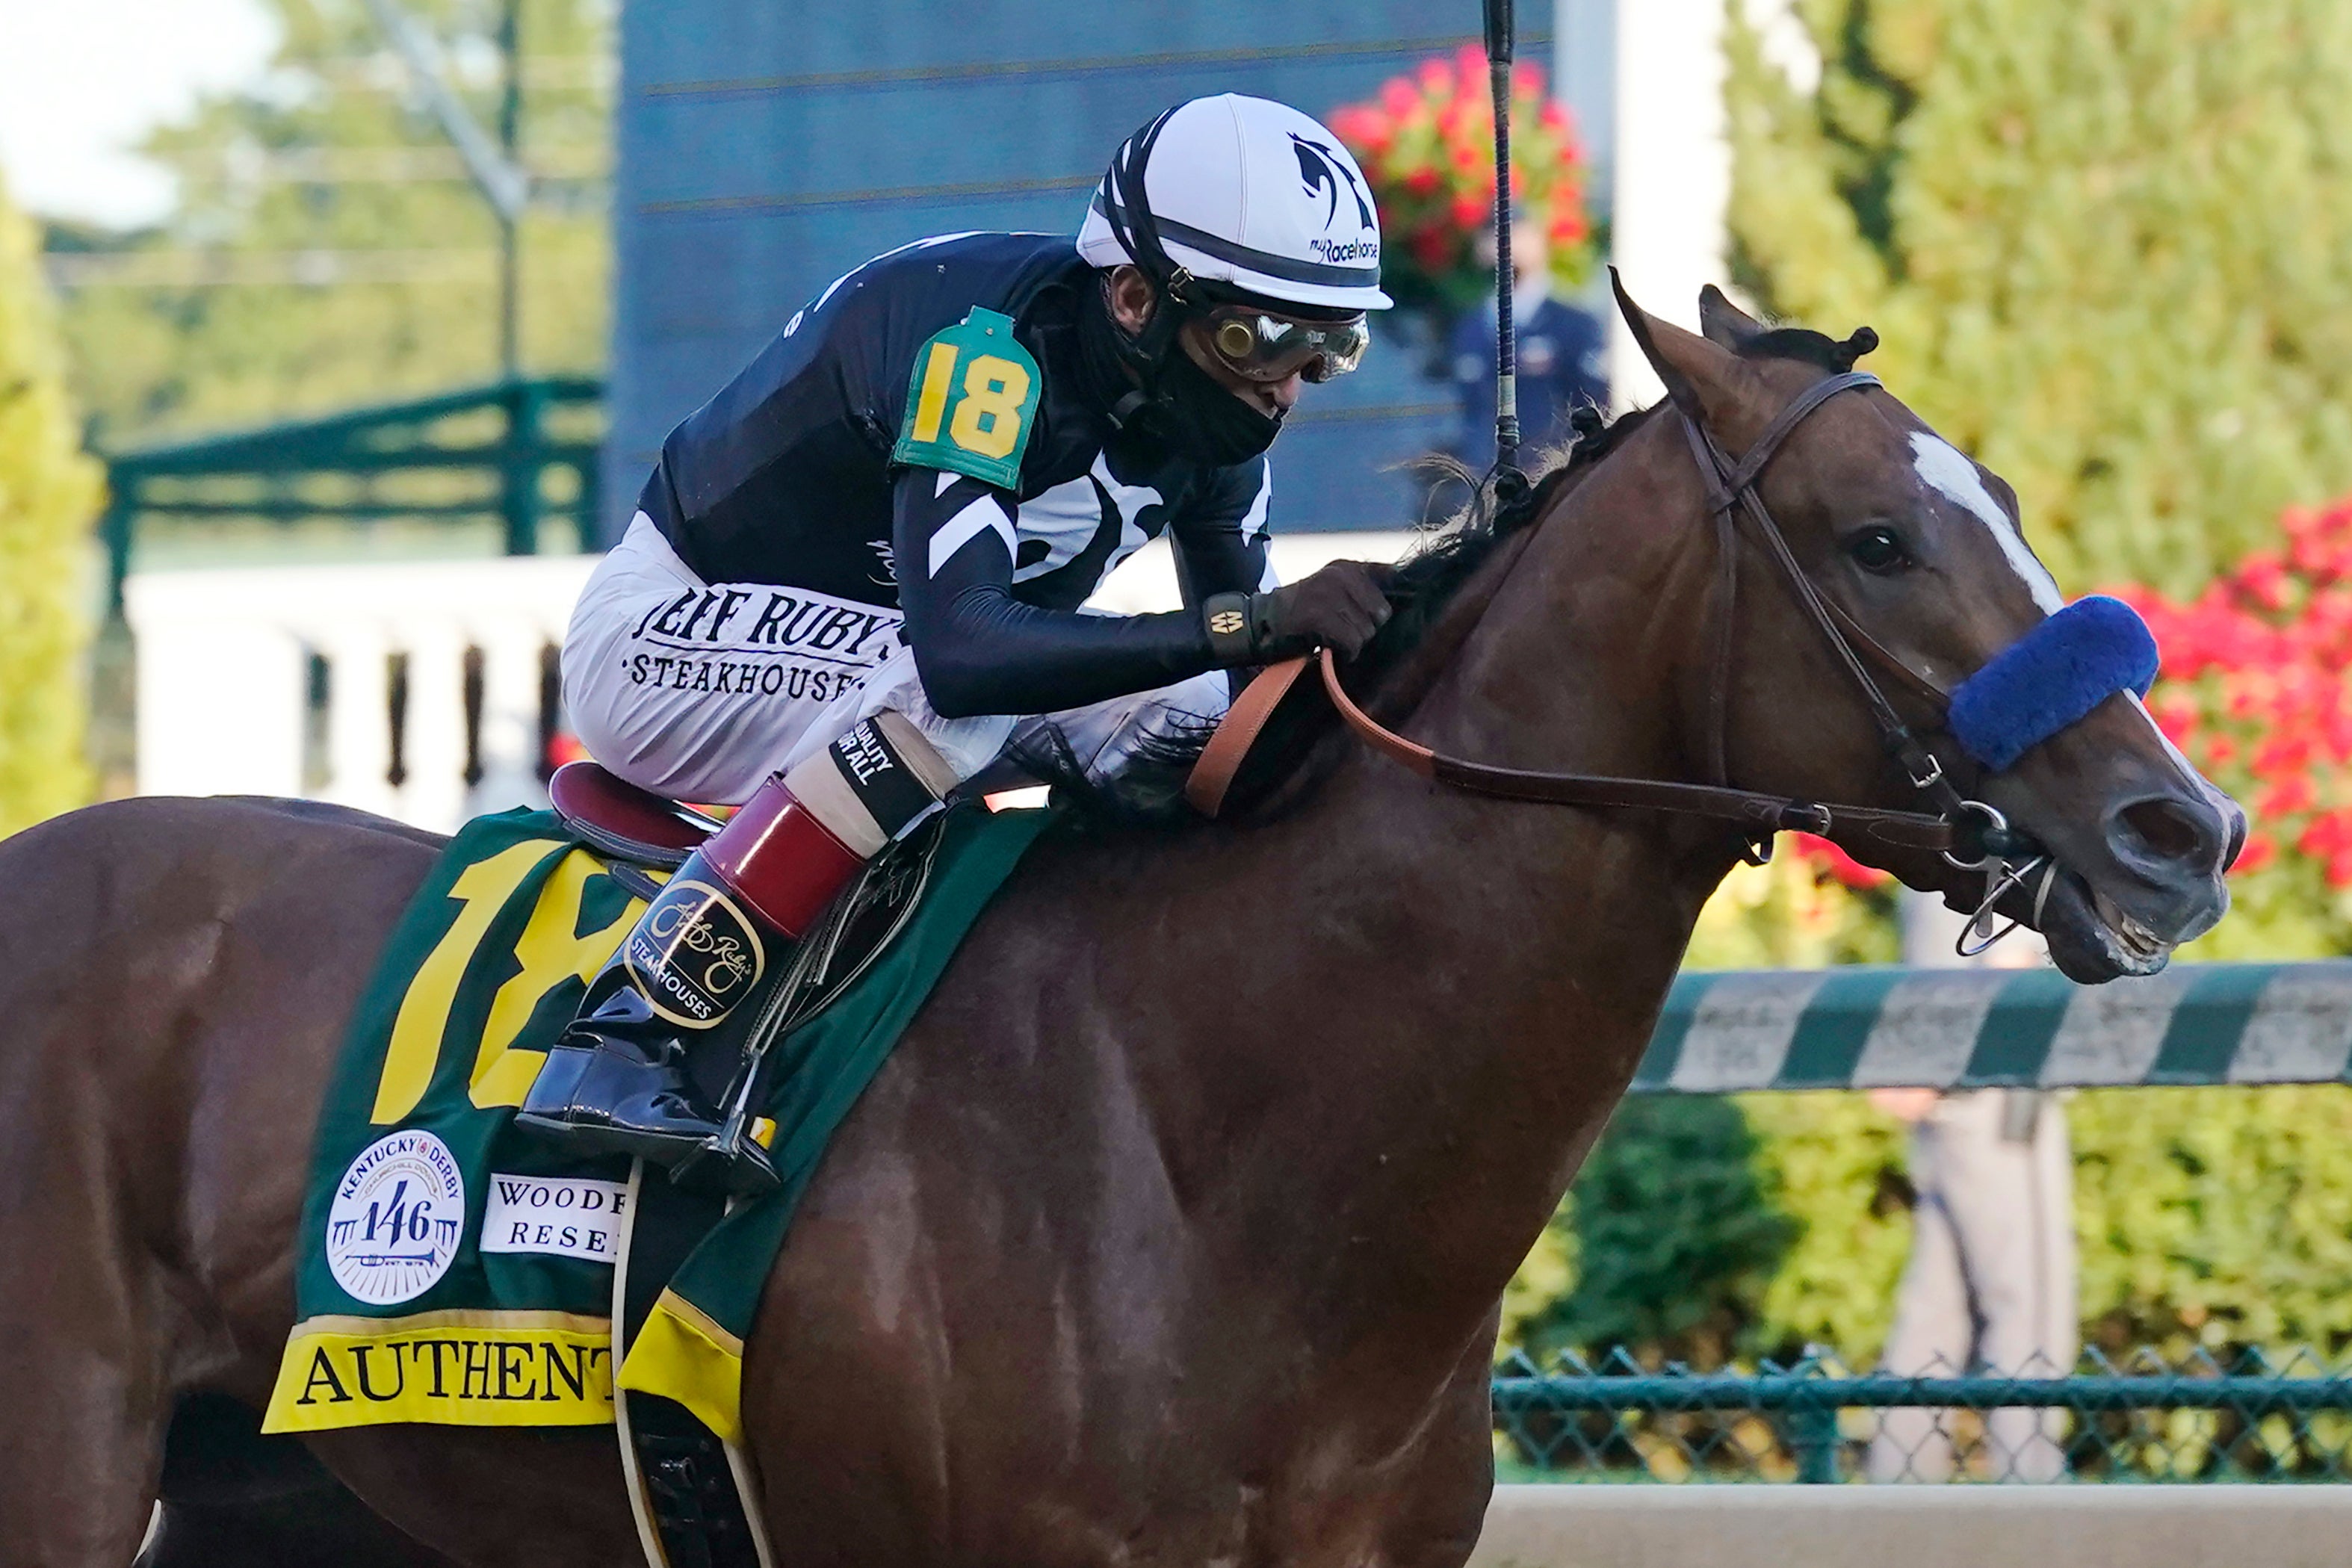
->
xmin=1907 ymin=431 xmax=2066 ymax=615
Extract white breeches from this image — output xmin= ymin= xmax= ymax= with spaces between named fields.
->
xmin=563 ymin=513 xmax=1231 ymax=804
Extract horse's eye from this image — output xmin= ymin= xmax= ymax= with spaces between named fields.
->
xmin=1848 ymin=525 xmax=1910 ymax=574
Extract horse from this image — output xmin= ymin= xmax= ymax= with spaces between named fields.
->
xmin=0 ymin=288 xmax=2238 ymax=1567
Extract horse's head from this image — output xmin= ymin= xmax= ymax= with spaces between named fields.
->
xmin=1612 ymin=282 xmax=2240 ymax=982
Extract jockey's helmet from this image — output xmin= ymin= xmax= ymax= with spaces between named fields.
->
xmin=1077 ymin=94 xmax=1393 ymax=318
xmin=1076 ymin=96 xmax=1389 ymax=461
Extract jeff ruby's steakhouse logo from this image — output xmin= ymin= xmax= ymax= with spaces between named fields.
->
xmin=626 ymin=878 xmax=765 ymax=1028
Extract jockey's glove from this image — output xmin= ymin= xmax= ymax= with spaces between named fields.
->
xmin=1202 ymin=560 xmax=1397 ymax=665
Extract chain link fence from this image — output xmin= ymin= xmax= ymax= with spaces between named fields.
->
xmin=1491 ymin=1348 xmax=2352 ymax=1483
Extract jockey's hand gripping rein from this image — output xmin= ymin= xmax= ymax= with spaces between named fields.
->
xmin=1201 ymin=559 xmax=1396 ymax=664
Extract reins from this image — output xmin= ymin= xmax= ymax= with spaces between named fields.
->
xmin=1190 ymin=368 xmax=2028 ymax=867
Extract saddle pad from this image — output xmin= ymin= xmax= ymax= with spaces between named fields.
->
xmin=264 ymin=802 xmax=1053 ymax=1436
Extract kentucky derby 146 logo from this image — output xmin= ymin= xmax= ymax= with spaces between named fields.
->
xmin=325 ymin=1129 xmax=466 ymax=1306
xmin=625 ymin=877 xmax=766 ymax=1029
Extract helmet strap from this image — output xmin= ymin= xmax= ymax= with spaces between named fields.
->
xmin=1098 ymin=111 xmax=1204 ymax=424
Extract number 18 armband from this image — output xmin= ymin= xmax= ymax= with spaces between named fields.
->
xmin=890 ymin=306 xmax=1042 ymax=491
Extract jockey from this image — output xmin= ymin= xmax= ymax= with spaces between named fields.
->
xmin=518 ymin=94 xmax=1399 ymax=1189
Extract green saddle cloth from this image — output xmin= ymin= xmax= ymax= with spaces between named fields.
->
xmin=265 ymin=802 xmax=1052 ymax=1441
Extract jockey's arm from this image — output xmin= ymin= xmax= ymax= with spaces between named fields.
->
xmin=1166 ymin=459 xmax=1275 ymax=605
xmin=895 ymin=467 xmax=1220 ymax=719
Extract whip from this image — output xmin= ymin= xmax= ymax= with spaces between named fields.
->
xmin=1482 ymin=0 xmax=1522 ymax=474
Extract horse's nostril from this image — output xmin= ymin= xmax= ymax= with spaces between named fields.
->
xmin=2114 ymin=795 xmax=2222 ymax=870
xmin=2221 ymin=801 xmax=2249 ymax=870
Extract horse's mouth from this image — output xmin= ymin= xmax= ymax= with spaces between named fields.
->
xmin=2034 ymin=867 xmax=2184 ymax=982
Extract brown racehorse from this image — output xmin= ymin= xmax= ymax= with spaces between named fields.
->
xmin=1 ymin=292 xmax=2238 ymax=1567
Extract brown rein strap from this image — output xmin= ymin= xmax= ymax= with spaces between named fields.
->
xmin=1313 ymin=648 xmax=1955 ymax=852
xmin=1183 ymin=655 xmax=1311 ymax=816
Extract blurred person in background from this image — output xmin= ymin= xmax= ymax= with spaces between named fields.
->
xmin=1867 ymin=890 xmax=2078 ymax=1482
xmin=1445 ymin=203 xmax=1606 ymax=468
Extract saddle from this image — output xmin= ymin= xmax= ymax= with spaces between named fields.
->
xmin=547 ymin=760 xmax=721 ymax=867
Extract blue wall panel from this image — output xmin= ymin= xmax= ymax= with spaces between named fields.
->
xmin=609 ymin=4 xmax=1525 ymax=544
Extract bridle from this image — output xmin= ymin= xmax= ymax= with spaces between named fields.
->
xmin=1190 ymin=368 xmax=2055 ymax=946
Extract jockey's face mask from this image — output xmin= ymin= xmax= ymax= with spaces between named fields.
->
xmin=1201 ymin=305 xmax=1370 ymax=385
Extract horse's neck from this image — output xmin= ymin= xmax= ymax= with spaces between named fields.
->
xmin=1219 ymin=434 xmax=1734 ymax=1355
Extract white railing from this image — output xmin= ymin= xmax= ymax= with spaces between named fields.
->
xmin=126 ymin=556 xmax=594 ymax=833
xmin=123 ymin=532 xmax=1417 ymax=834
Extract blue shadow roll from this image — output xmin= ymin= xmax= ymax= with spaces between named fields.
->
xmin=1948 ymin=595 xmax=2160 ymax=772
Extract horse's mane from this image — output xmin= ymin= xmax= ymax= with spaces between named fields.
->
xmin=1021 ymin=400 xmax=1662 ymax=830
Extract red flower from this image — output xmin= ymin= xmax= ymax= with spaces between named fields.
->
xmin=2096 ymin=486 xmax=2352 ymax=896
xmin=1329 ymin=46 xmax=1596 ymax=297
xmin=2259 ymin=776 xmax=2316 ymax=819
xmin=1329 ymin=105 xmax=1387 ymax=152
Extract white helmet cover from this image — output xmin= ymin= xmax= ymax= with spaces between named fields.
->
xmin=1077 ymin=94 xmax=1393 ymax=314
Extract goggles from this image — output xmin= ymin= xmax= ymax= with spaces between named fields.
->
xmin=1201 ymin=304 xmax=1370 ymax=384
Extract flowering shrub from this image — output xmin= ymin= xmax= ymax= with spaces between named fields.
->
xmin=2110 ymin=495 xmax=2352 ymax=950
xmin=1327 ymin=45 xmax=1595 ymax=311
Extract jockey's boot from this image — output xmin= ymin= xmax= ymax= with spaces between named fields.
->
xmin=516 ymin=713 xmax=959 ymax=1192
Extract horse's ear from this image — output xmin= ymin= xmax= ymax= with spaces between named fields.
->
xmin=1610 ymin=268 xmax=1702 ymax=421
xmin=1610 ymin=267 xmax=1732 ymax=427
xmin=1698 ymin=284 xmax=1765 ymax=350
xmin=1976 ymin=458 xmax=2023 ymax=525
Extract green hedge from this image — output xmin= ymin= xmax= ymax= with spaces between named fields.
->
xmin=0 ymin=171 xmax=99 ymax=836
xmin=1504 ymin=1083 xmax=2352 ymax=1369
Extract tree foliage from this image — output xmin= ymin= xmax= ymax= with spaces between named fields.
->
xmin=0 ymin=173 xmax=100 ymax=835
xmin=51 ymin=0 xmax=611 ymax=445
xmin=1722 ymin=0 xmax=2352 ymax=598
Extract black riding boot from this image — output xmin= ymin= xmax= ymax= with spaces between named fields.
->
xmin=514 ymin=949 xmax=757 ymax=1165
xmin=515 ymin=861 xmax=786 ymax=1193
xmin=519 ymin=718 xmax=953 ymax=1192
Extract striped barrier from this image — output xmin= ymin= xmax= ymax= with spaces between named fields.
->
xmin=1632 ymin=961 xmax=2352 ymax=1092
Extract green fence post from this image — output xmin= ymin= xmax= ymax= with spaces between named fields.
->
xmin=578 ymin=447 xmax=604 ymax=551
xmin=101 ymin=485 xmax=136 ymax=616
xmin=1789 ymin=1399 xmax=1840 ymax=1482
xmin=501 ymin=379 xmax=548 ymax=556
